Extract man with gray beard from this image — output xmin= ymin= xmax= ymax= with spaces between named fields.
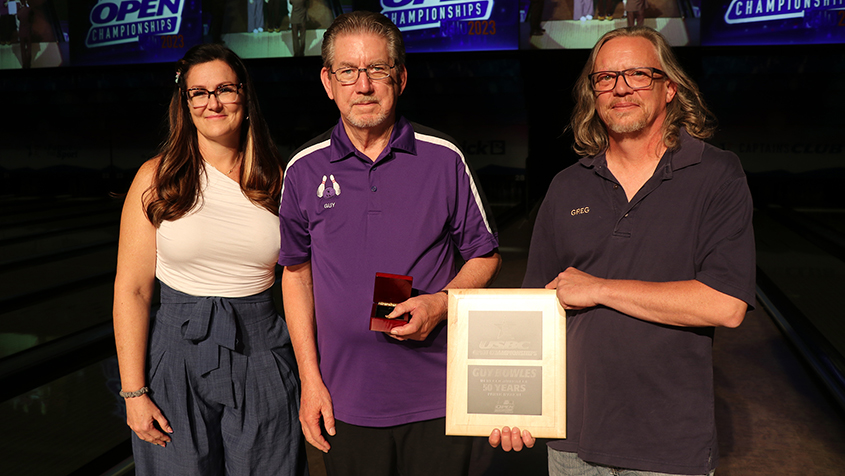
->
xmin=490 ymin=27 xmax=755 ymax=476
xmin=279 ymin=11 xmax=501 ymax=476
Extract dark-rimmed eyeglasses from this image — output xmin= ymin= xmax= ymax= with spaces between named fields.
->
xmin=186 ymin=83 xmax=243 ymax=108
xmin=330 ymin=64 xmax=395 ymax=85
xmin=588 ymin=67 xmax=666 ymax=92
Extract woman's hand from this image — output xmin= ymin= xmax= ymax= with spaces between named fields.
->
xmin=125 ymin=394 xmax=173 ymax=447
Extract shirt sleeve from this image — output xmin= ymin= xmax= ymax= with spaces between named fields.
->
xmin=278 ymin=164 xmax=311 ymax=266
xmin=449 ymin=152 xmax=499 ymax=261
xmin=694 ymin=165 xmax=756 ymax=309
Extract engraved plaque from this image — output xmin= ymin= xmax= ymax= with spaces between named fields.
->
xmin=446 ymin=289 xmax=566 ymax=438
xmin=467 ymin=365 xmax=542 ymax=415
xmin=468 ymin=310 xmax=543 ymax=361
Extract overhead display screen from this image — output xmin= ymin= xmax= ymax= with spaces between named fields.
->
xmin=518 ymin=0 xmax=702 ymax=49
xmin=701 ymin=0 xmax=845 ymax=45
xmin=69 ymin=0 xmax=202 ymax=66
xmin=381 ymin=0 xmax=519 ymax=52
xmin=33 ymin=0 xmax=845 ymax=70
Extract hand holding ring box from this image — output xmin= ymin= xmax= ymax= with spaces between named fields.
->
xmin=369 ymin=272 xmax=413 ymax=332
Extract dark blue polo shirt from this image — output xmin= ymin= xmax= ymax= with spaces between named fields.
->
xmin=279 ymin=117 xmax=498 ymax=427
xmin=523 ymin=131 xmax=755 ymax=474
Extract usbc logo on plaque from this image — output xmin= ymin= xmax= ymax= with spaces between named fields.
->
xmin=467 ymin=310 xmax=542 ymax=360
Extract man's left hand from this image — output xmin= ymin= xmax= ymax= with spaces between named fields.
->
xmin=386 ymin=292 xmax=448 ymax=341
xmin=489 ymin=426 xmax=535 ymax=452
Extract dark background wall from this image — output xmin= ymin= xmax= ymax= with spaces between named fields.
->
xmin=3 ymin=44 xmax=843 ymax=208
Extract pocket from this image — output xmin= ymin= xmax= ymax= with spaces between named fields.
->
xmin=145 ymin=318 xmax=171 ymax=385
xmin=271 ymin=346 xmax=299 ymax=393
xmin=269 ymin=348 xmax=301 ymax=413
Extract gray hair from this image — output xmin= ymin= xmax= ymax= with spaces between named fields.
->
xmin=321 ymin=11 xmax=406 ymax=72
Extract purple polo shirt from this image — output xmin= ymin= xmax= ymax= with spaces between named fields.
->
xmin=279 ymin=117 xmax=498 ymax=427
xmin=523 ymin=131 xmax=755 ymax=474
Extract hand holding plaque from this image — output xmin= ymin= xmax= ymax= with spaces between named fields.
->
xmin=489 ymin=426 xmax=536 ymax=452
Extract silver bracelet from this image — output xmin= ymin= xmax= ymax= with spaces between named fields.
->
xmin=119 ymin=387 xmax=150 ymax=398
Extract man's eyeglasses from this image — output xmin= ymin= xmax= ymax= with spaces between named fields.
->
xmin=588 ymin=67 xmax=666 ymax=92
xmin=186 ymin=83 xmax=243 ymax=108
xmin=330 ymin=64 xmax=395 ymax=85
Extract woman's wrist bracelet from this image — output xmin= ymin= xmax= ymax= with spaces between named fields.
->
xmin=119 ymin=387 xmax=150 ymax=398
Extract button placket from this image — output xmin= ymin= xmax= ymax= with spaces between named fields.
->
xmin=368 ymin=162 xmax=381 ymax=211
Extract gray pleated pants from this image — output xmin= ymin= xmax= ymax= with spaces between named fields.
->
xmin=131 ymin=283 xmax=308 ymax=476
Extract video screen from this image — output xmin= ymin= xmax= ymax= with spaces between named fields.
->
xmin=381 ymin=0 xmax=519 ymax=52
xmin=6 ymin=0 xmax=771 ymax=71
xmin=2 ymin=1 xmax=522 ymax=70
xmin=519 ymin=0 xmax=702 ymax=49
xmin=69 ymin=0 xmax=202 ymax=66
xmin=701 ymin=0 xmax=845 ymax=46
xmin=217 ymin=0 xmax=336 ymax=59
xmin=1 ymin=0 xmax=337 ymax=70
xmin=1 ymin=0 xmax=68 ymax=69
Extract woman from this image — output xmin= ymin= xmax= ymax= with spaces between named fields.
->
xmin=113 ymin=44 xmax=307 ymax=475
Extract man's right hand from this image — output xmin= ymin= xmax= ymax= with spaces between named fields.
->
xmin=125 ymin=394 xmax=172 ymax=447
xmin=300 ymin=379 xmax=336 ymax=452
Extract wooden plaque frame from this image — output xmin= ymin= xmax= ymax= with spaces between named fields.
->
xmin=446 ymin=288 xmax=566 ymax=438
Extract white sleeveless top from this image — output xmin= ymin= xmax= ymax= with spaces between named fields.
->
xmin=156 ymin=164 xmax=280 ymax=297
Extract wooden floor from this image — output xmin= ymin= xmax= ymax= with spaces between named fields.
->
xmin=714 ymin=305 xmax=845 ymax=475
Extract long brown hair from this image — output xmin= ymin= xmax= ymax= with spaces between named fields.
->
xmin=570 ymin=27 xmax=717 ymax=157
xmin=145 ymin=44 xmax=282 ymax=226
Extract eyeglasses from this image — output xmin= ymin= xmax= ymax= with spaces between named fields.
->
xmin=186 ymin=83 xmax=243 ymax=108
xmin=330 ymin=64 xmax=395 ymax=85
xmin=588 ymin=67 xmax=666 ymax=92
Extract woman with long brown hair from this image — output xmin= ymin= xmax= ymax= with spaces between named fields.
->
xmin=113 ymin=44 xmax=307 ymax=475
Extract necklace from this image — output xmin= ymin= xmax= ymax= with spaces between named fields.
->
xmin=213 ymin=157 xmax=240 ymax=176
xmin=206 ymin=156 xmax=242 ymax=177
